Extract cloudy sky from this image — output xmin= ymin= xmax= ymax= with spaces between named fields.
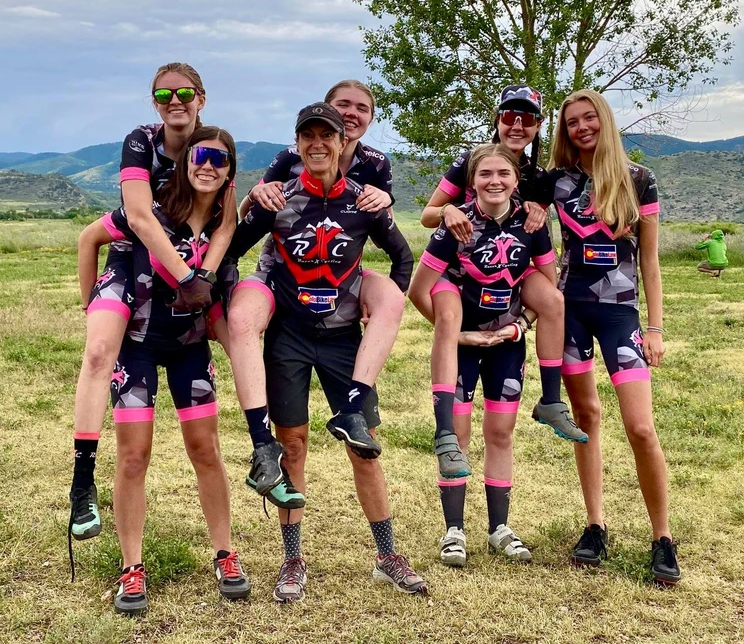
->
xmin=2 ymin=0 xmax=743 ymax=154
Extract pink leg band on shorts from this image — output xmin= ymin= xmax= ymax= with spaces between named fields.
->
xmin=362 ymin=269 xmax=377 ymax=277
xmin=430 ymin=281 xmax=460 ymax=297
xmin=453 ymin=402 xmax=473 ymax=415
xmin=207 ymin=301 xmax=224 ymax=324
xmin=484 ymin=478 xmax=512 ymax=487
xmin=438 ymin=477 xmax=467 ymax=487
xmin=87 ymin=299 xmax=131 ymax=321
xmin=234 ymin=280 xmax=275 ymax=315
xmin=611 ymin=368 xmax=650 ymax=387
xmin=73 ymin=431 xmax=101 ymax=440
xmin=484 ymin=399 xmax=520 ymax=414
xmin=113 ymin=408 xmax=154 ymax=423
xmin=432 ymin=384 xmax=456 ymax=394
xmin=522 ymin=266 xmax=538 ymax=279
xmin=562 ymin=360 xmax=594 ymax=375
xmin=177 ymin=401 xmax=218 ymax=422
xmin=539 ymin=358 xmax=563 ymax=367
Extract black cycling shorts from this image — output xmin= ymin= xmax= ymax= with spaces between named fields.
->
xmin=264 ymin=319 xmax=380 ymax=428
xmin=111 ymin=339 xmax=217 ymax=423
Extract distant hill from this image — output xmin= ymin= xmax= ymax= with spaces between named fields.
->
xmin=0 ymin=139 xmax=287 ymax=192
xmin=622 ymin=134 xmax=744 ymax=156
xmin=0 ymin=170 xmax=92 ymax=209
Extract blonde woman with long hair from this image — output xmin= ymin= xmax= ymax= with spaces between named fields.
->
xmin=548 ymin=89 xmax=680 ymax=584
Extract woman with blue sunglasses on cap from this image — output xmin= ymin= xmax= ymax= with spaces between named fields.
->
xmin=78 ymin=127 xmax=249 ymax=615
xmin=70 ymin=63 xmax=236 ymax=545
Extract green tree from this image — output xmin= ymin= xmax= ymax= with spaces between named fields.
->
xmin=355 ymin=0 xmax=739 ymax=158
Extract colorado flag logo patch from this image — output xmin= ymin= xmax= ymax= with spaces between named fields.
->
xmin=583 ymin=244 xmax=617 ymax=265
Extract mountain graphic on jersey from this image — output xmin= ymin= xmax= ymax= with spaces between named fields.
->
xmin=278 ymin=218 xmax=358 ymax=287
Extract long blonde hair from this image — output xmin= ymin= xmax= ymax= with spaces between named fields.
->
xmin=550 ymin=89 xmax=639 ymax=233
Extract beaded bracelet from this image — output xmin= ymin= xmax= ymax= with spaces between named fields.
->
xmin=646 ymin=326 xmax=664 ymax=334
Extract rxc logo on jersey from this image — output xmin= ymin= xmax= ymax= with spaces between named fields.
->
xmin=288 ymin=218 xmax=353 ymax=262
xmin=475 ymin=233 xmax=524 ymax=267
xmin=583 ymin=244 xmax=617 ymax=265
xmin=297 ymin=287 xmax=339 ymax=313
xmin=479 ymin=288 xmax=511 ymax=310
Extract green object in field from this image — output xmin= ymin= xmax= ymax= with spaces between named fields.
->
xmin=695 ymin=229 xmax=729 ymax=268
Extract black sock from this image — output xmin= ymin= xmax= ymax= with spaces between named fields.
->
xmin=72 ymin=439 xmax=98 ymax=489
xmin=485 ymin=480 xmax=512 ymax=534
xmin=538 ymin=363 xmax=562 ymax=404
xmin=438 ymin=480 xmax=466 ymax=530
xmin=122 ymin=563 xmax=145 ymax=574
xmin=215 ymin=549 xmax=231 ymax=560
xmin=370 ymin=518 xmax=395 ymax=557
xmin=432 ymin=386 xmax=455 ymax=440
xmin=244 ymin=406 xmax=273 ymax=448
xmin=281 ymin=522 xmax=302 ymax=559
xmin=340 ymin=380 xmax=372 ymax=415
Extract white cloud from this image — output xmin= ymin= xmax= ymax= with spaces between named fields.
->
xmin=3 ymin=5 xmax=60 ymax=18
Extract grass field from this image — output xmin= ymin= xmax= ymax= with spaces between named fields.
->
xmin=1 ymin=218 xmax=743 ymax=643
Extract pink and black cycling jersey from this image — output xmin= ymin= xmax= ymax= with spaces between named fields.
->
xmin=104 ymin=202 xmax=223 ymax=350
xmin=438 ymin=150 xmax=552 ymax=206
xmin=420 ymin=199 xmax=554 ymax=331
xmin=256 ymin=142 xmax=394 ymax=275
xmin=225 ymin=169 xmax=413 ymax=330
xmin=120 ymin=123 xmax=176 ymax=195
xmin=549 ymin=163 xmax=659 ymax=309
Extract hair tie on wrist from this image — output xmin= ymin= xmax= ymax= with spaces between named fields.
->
xmin=178 ymin=269 xmax=195 ymax=285
xmin=646 ymin=325 xmax=664 ymax=335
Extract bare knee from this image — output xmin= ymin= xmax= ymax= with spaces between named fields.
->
xmin=484 ymin=427 xmax=513 ymax=453
xmin=118 ymin=448 xmax=150 ymax=480
xmin=84 ymin=336 xmax=119 ymax=375
xmin=227 ymin=293 xmax=270 ymax=338
xmin=185 ymin=436 xmax=222 ymax=469
xmin=626 ymin=422 xmax=659 ymax=451
xmin=362 ymin=275 xmax=405 ymax=322
xmin=536 ymin=289 xmax=564 ymax=322
xmin=279 ymin=432 xmax=308 ymax=467
xmin=572 ymin=399 xmax=601 ymax=432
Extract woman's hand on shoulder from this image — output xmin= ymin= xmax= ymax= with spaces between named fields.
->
xmin=443 ymin=205 xmax=473 ymax=244
xmin=250 ymin=181 xmax=286 ymax=212
xmin=356 ymin=185 xmax=392 ymax=212
xmin=523 ymin=202 xmax=547 ymax=233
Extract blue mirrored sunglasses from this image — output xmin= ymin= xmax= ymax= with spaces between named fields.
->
xmin=189 ymin=146 xmax=232 ymax=169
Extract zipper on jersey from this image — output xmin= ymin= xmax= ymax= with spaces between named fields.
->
xmin=317 ymin=197 xmax=328 ymax=282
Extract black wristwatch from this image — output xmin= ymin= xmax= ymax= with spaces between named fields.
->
xmin=197 ymin=268 xmax=217 ymax=285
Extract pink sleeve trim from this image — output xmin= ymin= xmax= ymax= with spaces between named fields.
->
xmin=420 ymin=250 xmax=448 ymax=273
xmin=120 ymin=167 xmax=151 ymax=182
xmin=114 ymin=407 xmax=154 ymax=423
xmin=538 ymin=358 xmax=563 ymax=368
xmin=361 ymin=269 xmax=378 ymax=278
xmin=100 ymin=212 xmax=126 ymax=241
xmin=484 ymin=478 xmax=512 ymax=487
xmin=87 ymin=299 xmax=131 ymax=321
xmin=437 ymin=177 xmax=461 ymax=198
xmin=453 ymin=402 xmax=473 ymax=416
xmin=258 ymin=178 xmax=265 ymax=185
xmin=562 ymin=360 xmax=594 ymax=375
xmin=430 ymin=280 xmax=460 ymax=297
xmin=610 ymin=367 xmax=650 ymax=387
xmin=432 ymin=384 xmax=456 ymax=394
xmin=484 ymin=399 xmax=520 ymax=414
xmin=437 ymin=477 xmax=467 ymax=487
xmin=639 ymin=203 xmax=660 ymax=216
xmin=234 ymin=280 xmax=276 ymax=315
xmin=177 ymin=401 xmax=218 ymax=422
xmin=73 ymin=431 xmax=101 ymax=440
xmin=207 ymin=302 xmax=224 ymax=325
xmin=533 ymin=250 xmax=556 ymax=266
